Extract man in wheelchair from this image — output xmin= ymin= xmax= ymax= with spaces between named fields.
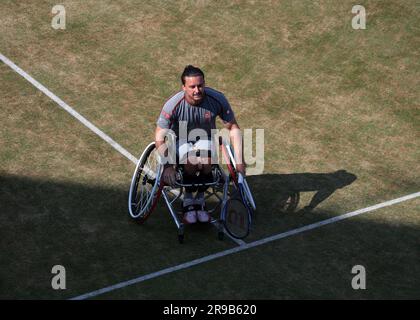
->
xmin=155 ymin=65 xmax=245 ymax=224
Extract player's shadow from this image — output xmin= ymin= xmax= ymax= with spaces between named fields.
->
xmin=247 ymin=169 xmax=357 ymax=214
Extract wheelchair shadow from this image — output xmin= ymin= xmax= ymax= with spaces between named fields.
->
xmin=246 ymin=169 xmax=357 ymax=214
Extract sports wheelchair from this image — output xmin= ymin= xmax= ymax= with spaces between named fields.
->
xmin=128 ymin=137 xmax=256 ymax=243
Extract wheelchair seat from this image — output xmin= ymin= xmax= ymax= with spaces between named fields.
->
xmin=174 ymin=164 xmax=223 ymax=188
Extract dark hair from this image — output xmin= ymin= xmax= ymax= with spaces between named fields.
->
xmin=181 ymin=65 xmax=205 ymax=85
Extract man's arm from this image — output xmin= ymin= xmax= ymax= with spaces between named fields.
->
xmin=155 ymin=126 xmax=177 ymax=185
xmin=155 ymin=126 xmax=167 ymax=158
xmin=224 ymin=119 xmax=246 ymax=175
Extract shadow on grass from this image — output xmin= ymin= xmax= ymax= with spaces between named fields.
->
xmin=247 ymin=169 xmax=357 ymax=214
xmin=1 ymin=171 xmax=419 ymax=300
xmin=0 ymin=173 xmax=232 ymax=299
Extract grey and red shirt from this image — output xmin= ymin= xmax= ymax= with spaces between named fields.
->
xmin=156 ymin=87 xmax=235 ymax=141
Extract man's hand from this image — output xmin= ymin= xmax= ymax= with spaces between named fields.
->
xmin=163 ymin=166 xmax=177 ymax=186
xmin=225 ymin=120 xmax=246 ymax=177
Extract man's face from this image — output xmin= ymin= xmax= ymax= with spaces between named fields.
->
xmin=182 ymin=76 xmax=205 ymax=105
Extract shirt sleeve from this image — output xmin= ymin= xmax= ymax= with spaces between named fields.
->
xmin=156 ymin=104 xmax=173 ymax=129
xmin=218 ymin=94 xmax=235 ymax=123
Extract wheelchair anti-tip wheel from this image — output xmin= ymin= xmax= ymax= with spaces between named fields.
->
xmin=128 ymin=142 xmax=162 ymax=222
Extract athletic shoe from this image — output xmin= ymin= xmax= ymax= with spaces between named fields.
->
xmin=197 ymin=209 xmax=210 ymax=223
xmin=183 ymin=206 xmax=197 ymax=224
xmin=195 ymin=198 xmax=210 ymax=223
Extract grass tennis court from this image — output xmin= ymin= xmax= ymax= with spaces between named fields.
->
xmin=1 ymin=0 xmax=419 ymax=299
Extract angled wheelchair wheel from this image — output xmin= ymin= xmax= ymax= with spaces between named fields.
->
xmin=128 ymin=142 xmax=163 ymax=222
xmin=222 ymin=197 xmax=252 ymax=239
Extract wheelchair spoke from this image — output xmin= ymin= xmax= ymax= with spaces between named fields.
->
xmin=140 ymin=184 xmax=149 ymax=210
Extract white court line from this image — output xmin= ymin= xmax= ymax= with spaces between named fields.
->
xmin=0 ymin=52 xmax=245 ymax=246
xmin=70 ymin=191 xmax=420 ymax=300
xmin=0 ymin=53 xmax=138 ymax=164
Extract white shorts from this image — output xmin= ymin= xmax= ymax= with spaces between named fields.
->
xmin=177 ymin=139 xmax=216 ymax=165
